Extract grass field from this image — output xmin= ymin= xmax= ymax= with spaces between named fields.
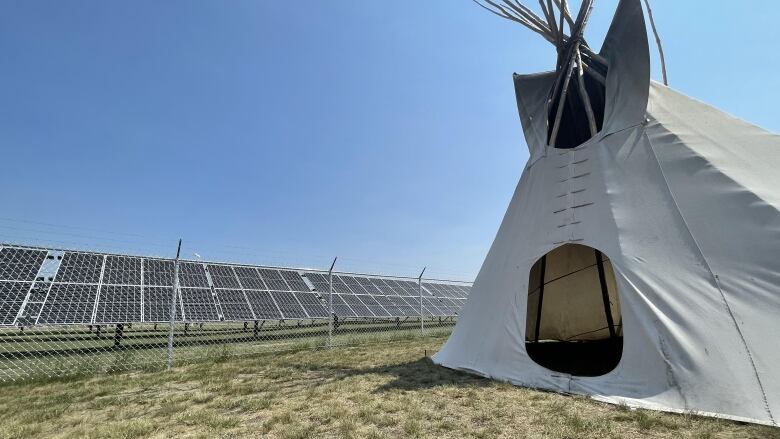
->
xmin=0 ymin=336 xmax=777 ymax=439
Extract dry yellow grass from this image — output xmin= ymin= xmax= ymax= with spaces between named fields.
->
xmin=0 ymin=336 xmax=777 ymax=438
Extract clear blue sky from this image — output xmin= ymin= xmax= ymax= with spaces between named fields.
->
xmin=1 ymin=1 xmax=778 ymax=280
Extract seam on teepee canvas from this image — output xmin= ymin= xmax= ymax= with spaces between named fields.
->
xmin=643 ymin=128 xmax=776 ymax=425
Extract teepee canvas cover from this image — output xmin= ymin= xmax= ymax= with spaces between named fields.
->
xmin=434 ymin=0 xmax=780 ymax=426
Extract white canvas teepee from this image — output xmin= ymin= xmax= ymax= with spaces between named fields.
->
xmin=434 ymin=0 xmax=780 ymax=426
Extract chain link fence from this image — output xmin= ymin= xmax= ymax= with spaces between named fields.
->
xmin=0 ymin=241 xmax=470 ymax=382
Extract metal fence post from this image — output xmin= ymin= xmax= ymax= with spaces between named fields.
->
xmin=167 ymin=239 xmax=182 ymax=370
xmin=418 ymin=267 xmax=426 ymax=336
xmin=327 ymin=257 xmax=337 ymax=348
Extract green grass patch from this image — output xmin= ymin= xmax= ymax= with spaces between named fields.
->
xmin=0 ymin=336 xmax=777 ymax=439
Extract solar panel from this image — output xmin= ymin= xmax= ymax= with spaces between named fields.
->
xmin=215 ymin=288 xmax=254 ymax=321
xmin=447 ymin=285 xmax=463 ymax=299
xmin=395 ymin=280 xmax=419 ymax=297
xmin=331 ymin=277 xmax=354 ymax=295
xmin=294 ymin=292 xmax=329 ymax=318
xmin=234 ymin=266 xmax=266 ymax=290
xmin=441 ymin=284 xmax=461 ymax=298
xmin=357 ymin=294 xmax=391 ymax=317
xmin=207 ymin=264 xmax=241 ymax=289
xmin=341 ymin=276 xmax=369 ymax=294
xmin=368 ymin=278 xmax=394 ymax=295
xmin=374 ymin=295 xmax=401 ymax=316
xmin=438 ymin=297 xmax=457 ymax=312
xmin=178 ymin=263 xmax=210 ymax=288
xmin=442 ymin=298 xmax=455 ymax=311
xmin=0 ymin=247 xmax=47 ymax=281
xmin=443 ymin=286 xmax=461 ymax=298
xmin=354 ymin=276 xmax=384 ymax=295
xmin=279 ymin=270 xmax=309 ymax=292
xmin=383 ymin=279 xmax=409 ymax=296
xmin=424 ymin=297 xmax=449 ymax=316
xmin=305 ymin=272 xmax=328 ymax=284
xmin=302 ymin=273 xmax=329 ymax=295
xmin=94 ymin=285 xmax=142 ymax=324
xmin=340 ymin=294 xmax=374 ymax=317
xmin=179 ymin=287 xmax=220 ymax=321
xmin=54 ymin=252 xmax=104 ymax=284
xmin=329 ymin=294 xmax=356 ymax=317
xmin=422 ymin=282 xmax=441 ymax=296
xmin=0 ymin=281 xmax=32 ymax=325
xmin=143 ymin=286 xmax=177 ymax=322
xmin=244 ymin=290 xmax=283 ymax=319
xmin=388 ymin=295 xmax=416 ymax=316
xmin=38 ymin=283 xmax=98 ymax=324
xmin=399 ymin=296 xmax=421 ymax=309
xmin=143 ymin=259 xmax=175 ymax=286
xmin=258 ymin=269 xmax=290 ymax=292
xmin=102 ymin=255 xmax=141 ymax=285
xmin=270 ymin=291 xmax=307 ymax=319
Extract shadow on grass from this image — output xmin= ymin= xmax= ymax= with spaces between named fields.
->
xmin=287 ymin=356 xmax=489 ymax=392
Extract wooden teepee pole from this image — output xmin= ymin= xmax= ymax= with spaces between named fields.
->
xmin=549 ymin=41 xmax=580 ymax=146
xmin=548 ymin=0 xmax=595 ymax=146
xmin=642 ymin=0 xmax=668 ymax=85
xmin=575 ymin=48 xmax=598 ymax=136
xmin=582 ymin=62 xmax=606 ymax=85
xmin=552 ymin=0 xmax=575 ymax=30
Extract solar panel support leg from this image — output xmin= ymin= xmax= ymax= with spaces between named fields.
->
xmin=96 ymin=325 xmax=102 ymax=338
xmin=253 ymin=320 xmax=259 ymax=337
xmin=243 ymin=322 xmax=248 ymax=332
xmin=114 ymin=324 xmax=124 ymax=347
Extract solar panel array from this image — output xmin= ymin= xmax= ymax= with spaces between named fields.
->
xmin=302 ymin=273 xmax=470 ymax=318
xmin=0 ymin=245 xmax=471 ymax=327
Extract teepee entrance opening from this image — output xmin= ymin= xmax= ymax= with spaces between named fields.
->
xmin=525 ymin=244 xmax=622 ymax=376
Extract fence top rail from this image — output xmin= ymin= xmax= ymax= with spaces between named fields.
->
xmin=0 ymin=242 xmax=474 ymax=285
